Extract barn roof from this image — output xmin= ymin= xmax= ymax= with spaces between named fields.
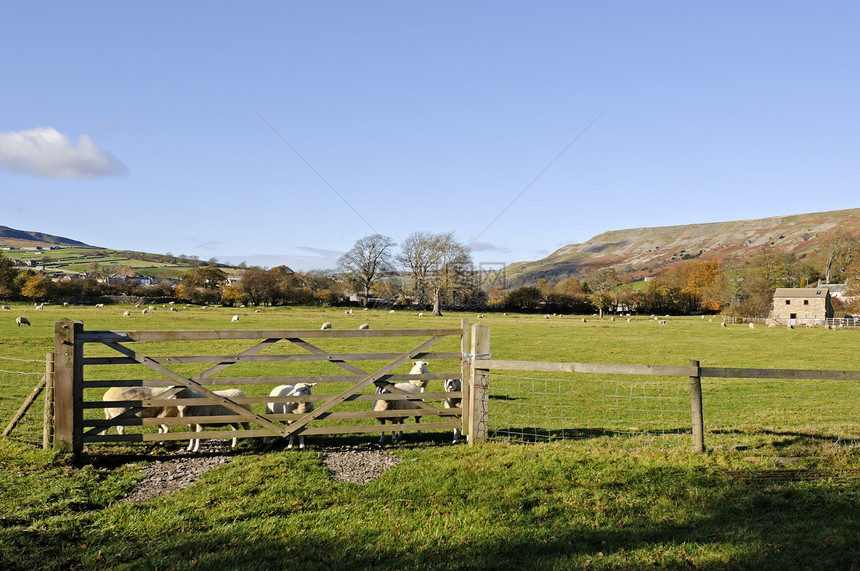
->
xmin=773 ymin=288 xmax=830 ymax=298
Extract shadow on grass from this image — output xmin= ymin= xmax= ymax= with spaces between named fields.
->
xmin=3 ymin=470 xmax=858 ymax=570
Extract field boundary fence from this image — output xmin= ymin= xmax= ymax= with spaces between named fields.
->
xmin=467 ymin=323 xmax=859 ymax=450
xmin=0 ymin=354 xmax=54 ymax=448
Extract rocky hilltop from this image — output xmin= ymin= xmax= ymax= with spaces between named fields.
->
xmin=505 ymin=208 xmax=860 ymax=287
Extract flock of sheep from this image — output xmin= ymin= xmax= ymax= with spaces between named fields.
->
xmin=101 ymin=360 xmax=463 ymax=452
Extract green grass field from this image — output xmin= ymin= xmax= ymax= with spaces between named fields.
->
xmin=1 ymin=304 xmax=858 ymax=569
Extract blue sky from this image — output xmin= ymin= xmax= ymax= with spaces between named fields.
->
xmin=2 ymin=2 xmax=858 ymax=271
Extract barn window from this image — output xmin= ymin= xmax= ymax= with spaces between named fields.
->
xmin=804 ymin=300 xmax=809 ymax=305
xmin=785 ymin=300 xmax=791 ymax=305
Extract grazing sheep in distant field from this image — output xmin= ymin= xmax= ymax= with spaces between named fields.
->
xmin=749 ymin=322 xmax=755 ymax=329
xmin=344 ymin=309 xmax=352 ymax=315
xmin=231 ymin=315 xmax=240 ymax=323
xmin=443 ymin=378 xmax=463 ymax=443
xmin=1 ymin=305 xmax=9 ymax=310
xmin=709 ymin=318 xmax=713 ymax=323
xmin=141 ymin=309 xmax=148 ymax=315
xmin=659 ymin=320 xmax=667 ymax=325
xmin=34 ymin=304 xmax=44 ymax=310
xmin=627 ymin=317 xmax=632 ymax=323
xmin=611 ymin=316 xmax=615 ymax=322
xmin=63 ymin=302 xmax=69 ymax=306
xmin=254 ymin=309 xmax=261 ymax=313
xmin=135 ymin=303 xmax=141 ymax=308
xmin=149 ymin=306 xmax=156 ymax=311
xmin=169 ymin=301 xmax=175 ymax=305
xmin=373 ymin=382 xmax=423 ymax=444
xmin=321 ymin=322 xmax=332 ymax=330
xmin=359 ymin=323 xmax=370 ymax=330
xmin=417 ymin=312 xmax=424 ymax=317
xmin=408 ymin=360 xmax=430 ymax=392
xmin=265 ymin=383 xmax=317 ymax=449
xmin=581 ymin=318 xmax=587 ymax=323
xmin=363 ymin=307 xmax=370 ymax=311
xmin=721 ymin=322 xmax=727 ymax=328
xmin=478 ymin=314 xmax=484 ymax=319
xmin=15 ymin=316 xmax=30 ymax=327
xmin=122 ymin=311 xmax=131 ymax=317
xmin=94 ymin=303 xmax=104 ymax=308
xmin=102 ymin=386 xmax=179 ymax=436
xmin=176 ymin=388 xmax=252 ymax=453
xmin=787 ymin=324 xmax=794 ymax=329
xmin=701 ymin=315 xmax=706 ymax=319
xmin=170 ymin=306 xmax=178 ymax=312
xmin=389 ymin=310 xmax=395 ymax=314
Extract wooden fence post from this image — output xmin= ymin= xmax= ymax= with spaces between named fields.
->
xmin=460 ymin=318 xmax=470 ymax=442
xmin=54 ymin=319 xmax=83 ymax=453
xmin=689 ymin=359 xmax=705 ymax=453
xmin=42 ymin=352 xmax=54 ymax=449
xmin=468 ymin=322 xmax=490 ymax=444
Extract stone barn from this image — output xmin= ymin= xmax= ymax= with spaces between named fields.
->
xmin=770 ymin=288 xmax=833 ymax=325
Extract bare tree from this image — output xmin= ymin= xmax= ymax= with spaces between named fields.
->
xmin=337 ymin=234 xmax=396 ymax=306
xmin=398 ymin=231 xmax=472 ymax=316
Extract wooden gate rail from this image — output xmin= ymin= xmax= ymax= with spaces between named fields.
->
xmin=54 ymin=318 xmax=468 ymax=452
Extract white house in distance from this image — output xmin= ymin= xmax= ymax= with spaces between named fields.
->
xmin=769 ymin=287 xmax=834 ymax=325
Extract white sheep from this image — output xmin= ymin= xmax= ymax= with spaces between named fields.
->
xmin=170 ymin=307 xmax=178 ymax=312
xmin=407 ymin=360 xmax=431 ymax=392
xmin=389 ymin=310 xmax=395 ymax=314
xmin=176 ymin=388 xmax=252 ymax=453
xmin=373 ymin=382 xmax=424 ymax=444
xmin=141 ymin=309 xmax=148 ymax=315
xmin=102 ymin=386 xmax=179 ymax=435
xmin=721 ymin=322 xmax=727 ymax=328
xmin=15 ymin=316 xmax=30 ymax=327
xmin=581 ymin=318 xmax=587 ymax=323
xmin=35 ymin=304 xmax=44 ymax=310
xmin=321 ymin=322 xmax=332 ymax=329
xmin=417 ymin=312 xmax=424 ymax=317
xmin=359 ymin=323 xmax=370 ymax=330
xmin=1 ymin=305 xmax=9 ymax=310
xmin=265 ymin=383 xmax=317 ymax=449
xmin=748 ymin=322 xmax=755 ymax=329
xmin=231 ymin=314 xmax=240 ymax=323
xmin=94 ymin=303 xmax=104 ymax=308
xmin=122 ymin=311 xmax=131 ymax=317
xmin=443 ymin=378 xmax=463 ymax=443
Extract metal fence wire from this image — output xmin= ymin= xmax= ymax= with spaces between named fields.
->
xmin=486 ymin=372 xmax=859 ymax=449
xmin=0 ymin=355 xmax=50 ymax=448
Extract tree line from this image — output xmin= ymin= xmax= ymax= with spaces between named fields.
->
xmin=3 ymin=232 xmax=860 ymax=317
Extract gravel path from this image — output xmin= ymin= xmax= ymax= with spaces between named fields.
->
xmin=123 ymin=443 xmax=401 ymax=502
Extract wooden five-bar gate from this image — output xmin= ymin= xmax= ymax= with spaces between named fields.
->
xmin=52 ymin=318 xmax=487 ymax=453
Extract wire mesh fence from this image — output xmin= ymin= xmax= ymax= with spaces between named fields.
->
xmin=487 ymin=373 xmax=692 ymax=447
xmin=486 ymin=371 xmax=859 ymax=450
xmin=0 ymin=355 xmax=50 ymax=448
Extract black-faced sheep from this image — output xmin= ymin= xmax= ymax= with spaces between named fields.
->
xmin=15 ymin=316 xmax=30 ymax=327
xmin=443 ymin=378 xmax=463 ymax=444
xmin=175 ymin=388 xmax=252 ymax=452
xmin=265 ymin=383 xmax=316 ymax=449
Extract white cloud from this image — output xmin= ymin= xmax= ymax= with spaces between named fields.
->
xmin=0 ymin=127 xmax=128 ymax=178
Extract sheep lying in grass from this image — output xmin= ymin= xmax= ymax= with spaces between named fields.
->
xmin=176 ymin=388 xmax=252 ymax=452
xmin=359 ymin=323 xmax=370 ymax=330
xmin=443 ymin=378 xmax=463 ymax=444
xmin=102 ymin=386 xmax=179 ymax=435
xmin=373 ymin=382 xmax=424 ymax=444
xmin=265 ymin=383 xmax=316 ymax=449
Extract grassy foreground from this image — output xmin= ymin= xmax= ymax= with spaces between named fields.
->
xmin=0 ymin=304 xmax=859 ymax=569
xmin=1 ymin=437 xmax=858 ymax=570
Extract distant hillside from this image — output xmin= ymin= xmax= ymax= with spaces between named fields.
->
xmin=0 ymin=226 xmax=91 ymax=248
xmin=505 ymin=208 xmax=860 ymax=287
